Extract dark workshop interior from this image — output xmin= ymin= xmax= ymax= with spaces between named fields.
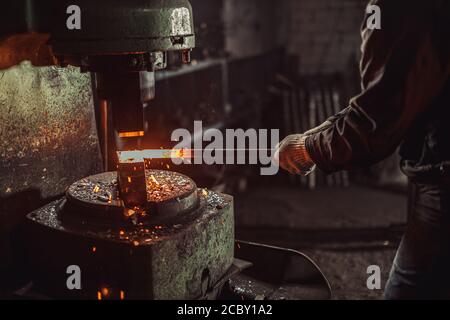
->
xmin=1 ymin=0 xmax=448 ymax=302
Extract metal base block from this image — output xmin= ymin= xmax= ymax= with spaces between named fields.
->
xmin=22 ymin=190 xmax=234 ymax=300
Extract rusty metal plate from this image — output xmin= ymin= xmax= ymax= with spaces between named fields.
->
xmin=0 ymin=62 xmax=102 ymax=269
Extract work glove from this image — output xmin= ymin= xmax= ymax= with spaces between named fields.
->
xmin=274 ymin=121 xmax=334 ymax=175
xmin=273 ymin=134 xmax=315 ymax=176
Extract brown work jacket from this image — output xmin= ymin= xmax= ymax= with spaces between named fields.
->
xmin=306 ymin=0 xmax=450 ymax=183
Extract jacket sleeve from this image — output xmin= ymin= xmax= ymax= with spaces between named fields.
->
xmin=305 ymin=0 xmax=449 ymax=173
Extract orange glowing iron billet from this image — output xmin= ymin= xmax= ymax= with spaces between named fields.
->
xmin=116 ymin=148 xmax=193 ymax=209
xmin=117 ymin=149 xmax=193 ymax=164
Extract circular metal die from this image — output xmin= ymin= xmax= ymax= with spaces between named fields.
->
xmin=65 ymin=170 xmax=198 ymax=224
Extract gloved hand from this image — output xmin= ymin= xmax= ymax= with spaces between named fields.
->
xmin=273 ymin=134 xmax=316 ymax=176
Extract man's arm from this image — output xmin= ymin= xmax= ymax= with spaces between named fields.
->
xmin=277 ymin=0 xmax=449 ymax=175
xmin=306 ymin=0 xmax=449 ymax=173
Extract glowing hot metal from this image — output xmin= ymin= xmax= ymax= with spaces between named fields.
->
xmin=117 ymin=149 xmax=192 ymax=164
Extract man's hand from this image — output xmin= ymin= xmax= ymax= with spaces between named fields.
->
xmin=273 ymin=134 xmax=316 ymax=176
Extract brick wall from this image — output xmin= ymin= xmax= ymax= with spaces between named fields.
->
xmin=288 ymin=0 xmax=368 ymax=75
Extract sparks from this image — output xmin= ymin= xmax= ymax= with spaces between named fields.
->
xmin=125 ymin=208 xmax=136 ymax=217
xmin=150 ymin=175 xmax=159 ymax=186
xmin=101 ymin=287 xmax=109 ymax=297
xmin=93 ymin=185 xmax=100 ymax=193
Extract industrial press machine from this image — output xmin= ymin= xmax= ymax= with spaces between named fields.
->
xmin=0 ymin=0 xmax=330 ymax=300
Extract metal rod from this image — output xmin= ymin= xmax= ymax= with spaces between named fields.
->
xmin=117 ymin=149 xmax=193 ymax=163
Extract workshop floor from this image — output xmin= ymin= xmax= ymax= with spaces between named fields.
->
xmin=234 ymin=184 xmax=407 ymax=300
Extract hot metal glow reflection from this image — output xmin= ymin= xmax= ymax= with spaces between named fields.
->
xmin=118 ymin=131 xmax=144 ymax=138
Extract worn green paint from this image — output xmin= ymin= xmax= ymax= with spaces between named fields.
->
xmin=25 ymin=192 xmax=234 ymax=299
xmin=151 ymin=195 xmax=234 ymax=299
xmin=51 ymin=0 xmax=196 ymax=55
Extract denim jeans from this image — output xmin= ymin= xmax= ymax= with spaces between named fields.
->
xmin=385 ymin=182 xmax=450 ymax=299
